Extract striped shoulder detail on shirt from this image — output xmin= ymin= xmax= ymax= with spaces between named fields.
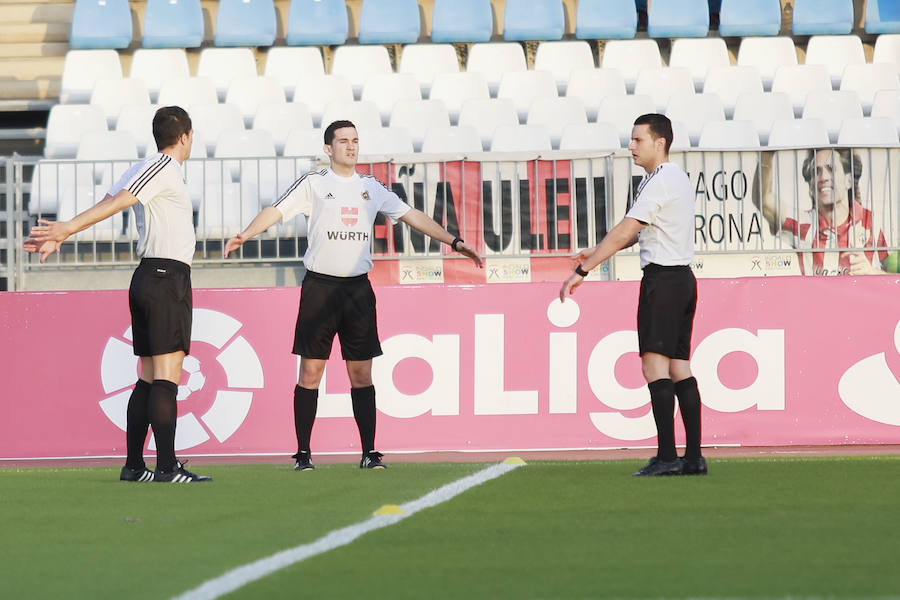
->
xmin=128 ymin=154 xmax=172 ymax=197
xmin=275 ymin=169 xmax=328 ymax=205
xmin=634 ymin=163 xmax=664 ymax=201
xmin=359 ymin=173 xmax=393 ymax=193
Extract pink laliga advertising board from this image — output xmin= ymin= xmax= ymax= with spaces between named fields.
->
xmin=2 ymin=276 xmax=900 ymax=460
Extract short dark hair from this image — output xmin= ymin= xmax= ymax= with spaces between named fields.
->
xmin=152 ymin=106 xmax=192 ymax=150
xmin=801 ymin=147 xmax=863 ymax=203
xmin=633 ymin=113 xmax=673 ymax=153
xmin=324 ymin=120 xmax=357 ymax=145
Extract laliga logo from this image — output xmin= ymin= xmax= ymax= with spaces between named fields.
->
xmin=838 ymin=319 xmax=900 ymax=425
xmin=97 ymin=308 xmax=264 ymax=450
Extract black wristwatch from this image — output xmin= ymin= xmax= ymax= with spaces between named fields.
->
xmin=574 ymin=264 xmax=590 ymax=277
xmin=451 ymin=237 xmax=463 ymax=251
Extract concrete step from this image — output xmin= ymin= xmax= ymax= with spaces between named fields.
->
xmin=0 ymin=78 xmax=60 ymax=101
xmin=0 ymin=2 xmax=73 ymax=24
xmin=0 ymin=56 xmax=64 ymax=78
xmin=0 ymin=42 xmax=68 ymax=58
xmin=0 ymin=22 xmax=69 ymax=43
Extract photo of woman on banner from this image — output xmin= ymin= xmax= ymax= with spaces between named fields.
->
xmin=754 ymin=148 xmax=889 ymax=276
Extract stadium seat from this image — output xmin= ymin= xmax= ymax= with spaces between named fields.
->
xmin=670 ymin=120 xmax=692 ymax=151
xmin=526 ymin=97 xmax=588 ymax=149
xmin=264 ymin=47 xmax=325 ymax=101
xmin=28 ymin=160 xmax=74 ymax=217
xmin=702 ymin=66 xmax=764 ymax=118
xmin=196 ymin=180 xmax=264 ymax=239
xmin=871 ymin=89 xmax=900 ymax=136
xmin=399 ymin=44 xmax=460 ymax=96
xmin=801 ymin=90 xmax=864 ymax=143
xmin=286 ymin=0 xmax=348 ymax=45
xmin=792 ymin=0 xmax=854 ymax=35
xmin=634 ymin=67 xmax=695 ymax=113
xmin=665 ymin=92 xmax=726 ymax=146
xmin=837 ymin=117 xmax=900 ymax=145
xmin=497 ymin=70 xmax=558 ymax=123
xmin=503 ymin=0 xmax=565 ymax=41
xmin=429 ymin=72 xmax=491 ymax=124
xmin=331 ymin=45 xmax=393 ymax=98
xmin=388 ymin=99 xmax=451 ymax=151
xmin=142 ymin=0 xmax=203 ymax=48
xmin=648 ymin=0 xmax=709 ymax=38
xmin=767 ymin=117 xmax=830 ymax=147
xmin=565 ymin=68 xmax=627 ymax=122
xmin=840 ymin=63 xmax=900 ymax=114
xmin=130 ymin=49 xmax=190 ymax=103
xmin=804 ymin=35 xmax=866 ymax=89
xmin=534 ymin=41 xmax=595 ymax=95
xmin=597 ymin=94 xmax=656 ymax=146
xmin=574 ymin=0 xmax=637 ymax=40
xmin=771 ymin=64 xmax=832 ymax=117
xmin=292 ymin=75 xmax=353 ymax=128
xmin=558 ymin=122 xmax=621 ymax=151
xmin=431 ymin=0 xmax=493 ymax=43
xmin=45 ymin=104 xmax=108 ymax=159
xmin=361 ymin=73 xmax=423 ymax=125
xmin=600 ymin=40 xmax=662 ymax=93
xmin=420 ymin=125 xmax=483 ymax=154
xmin=358 ymin=0 xmax=420 ymax=44
xmin=116 ymin=104 xmax=159 ymax=157
xmin=668 ymin=38 xmax=730 ymax=93
xmin=873 ymin=33 xmax=900 ymax=66
xmin=358 ymin=126 xmax=415 ymax=156
xmin=197 ymin=48 xmax=259 ymax=101
xmin=225 ymin=76 xmax=287 ymax=127
xmin=866 ymin=0 xmax=900 ymax=34
xmin=157 ymin=77 xmax=219 ymax=111
xmin=213 ymin=0 xmax=277 ymax=47
xmin=69 ymin=0 xmax=132 ymax=49
xmin=213 ymin=129 xmax=278 ymax=205
xmin=76 ymin=130 xmax=139 ymax=187
xmin=59 ymin=50 xmax=122 ymax=104
xmin=284 ymin=128 xmax=326 ymax=158
xmin=733 ymin=91 xmax=794 ymax=146
xmin=89 ymin=78 xmax=151 ymax=128
xmin=253 ymin=103 xmax=313 ymax=155
xmin=697 ymin=120 xmax=760 ymax=149
xmin=466 ymin=43 xmax=528 ymax=96
xmin=321 ymin=99 xmax=383 ymax=133
xmin=490 ymin=124 xmax=552 ymax=152
xmin=718 ymin=0 xmax=781 ymax=37
xmin=736 ymin=37 xmax=798 ymax=91
xmin=458 ymin=98 xmax=519 ymax=150
xmin=189 ymin=103 xmax=246 ymax=156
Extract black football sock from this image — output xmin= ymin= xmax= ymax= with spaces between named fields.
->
xmin=149 ymin=379 xmax=179 ymax=473
xmin=351 ymin=385 xmax=377 ymax=455
xmin=675 ymin=376 xmax=703 ymax=460
xmin=125 ymin=379 xmax=152 ymax=470
xmin=293 ymin=385 xmax=318 ymax=454
xmin=648 ymin=378 xmax=677 ymax=462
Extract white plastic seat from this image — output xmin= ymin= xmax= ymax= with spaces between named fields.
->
xmin=804 ymin=35 xmax=866 ymax=89
xmin=669 ymin=38 xmax=731 ymax=92
xmin=697 ymin=120 xmax=760 ymax=149
xmin=466 ymin=42 xmax=528 ymax=96
xmin=839 ymin=63 xmax=900 ymax=115
xmin=116 ymin=104 xmax=159 ymax=157
xmin=496 ymin=70 xmax=558 ymax=122
xmin=361 ymin=73 xmax=423 ymax=125
xmin=213 ymin=129 xmax=278 ymax=204
xmin=873 ymin=33 xmax=900 ymax=67
xmin=732 ymin=91 xmax=794 ymax=146
xmin=458 ymin=97 xmax=519 ymax=150
xmin=533 ymin=40 xmax=595 ymax=95
xmin=283 ymin=128 xmax=326 ymax=158
xmin=600 ymin=40 xmax=662 ymax=93
xmin=321 ymin=100 xmax=383 ymax=133
xmin=526 ymin=97 xmax=588 ymax=149
xmin=670 ymin=120 xmax=692 ymax=151
xmin=357 ymin=126 xmax=415 ymax=156
xmin=45 ymin=104 xmax=108 ymax=158
xmin=767 ymin=117 xmax=830 ymax=147
xmin=702 ymin=65 xmax=764 ymax=118
xmin=565 ymin=68 xmax=627 ymax=122
xmin=292 ymin=74 xmax=354 ymax=128
xmin=183 ymin=132 xmax=209 ymax=210
xmin=197 ymin=48 xmax=259 ymax=101
xmin=388 ymin=99 xmax=451 ymax=151
xmin=129 ymin=49 xmax=191 ymax=103
xmin=559 ymin=122 xmax=621 ymax=151
xmin=29 ymin=160 xmax=75 ymax=217
xmin=665 ymin=92 xmax=726 ymax=147
xmin=771 ymin=64 xmax=833 ymax=117
xmin=872 ymin=89 xmax=900 ymax=136
xmin=398 ymin=44 xmax=460 ymax=96
xmin=428 ymin=72 xmax=491 ymax=124
xmin=837 ymin=117 xmax=900 ymax=145
xmin=263 ymin=47 xmax=325 ymax=101
xmin=802 ymin=90 xmax=864 ymax=143
xmin=76 ymin=130 xmax=139 ymax=192
xmin=189 ymin=103 xmax=246 ymax=156
xmin=157 ymin=77 xmax=218 ymax=110
xmin=420 ymin=125 xmax=483 ymax=154
xmin=60 ymin=50 xmax=123 ymax=104
xmin=225 ymin=76 xmax=287 ymax=127
xmin=737 ymin=37 xmax=798 ymax=91
xmin=490 ymin=124 xmax=552 ymax=152
xmin=634 ymin=67 xmax=695 ymax=112
xmin=331 ymin=45 xmax=393 ymax=98
xmin=253 ymin=103 xmax=313 ymax=155
xmin=599 ymin=94 xmax=657 ymax=146
xmin=89 ymin=78 xmax=150 ymax=127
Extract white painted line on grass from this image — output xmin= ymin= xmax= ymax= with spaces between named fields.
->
xmin=172 ymin=461 xmax=524 ymax=600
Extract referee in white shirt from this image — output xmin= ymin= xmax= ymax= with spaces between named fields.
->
xmin=559 ymin=113 xmax=706 ymax=477
xmin=225 ymin=120 xmax=483 ymax=470
xmin=26 ymin=106 xmax=211 ymax=483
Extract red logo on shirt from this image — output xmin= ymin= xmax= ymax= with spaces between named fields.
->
xmin=341 ymin=207 xmax=359 ymax=227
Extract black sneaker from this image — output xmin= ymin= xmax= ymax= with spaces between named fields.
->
xmin=292 ymin=451 xmax=315 ymax=471
xmin=120 ymin=465 xmax=155 ymax=482
xmin=681 ymin=456 xmax=708 ymax=475
xmin=154 ymin=460 xmax=212 ymax=483
xmin=360 ymin=451 xmax=387 ymax=469
xmin=633 ymin=456 xmax=683 ymax=477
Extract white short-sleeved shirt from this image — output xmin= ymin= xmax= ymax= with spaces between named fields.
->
xmin=274 ymin=168 xmax=412 ymax=277
xmin=108 ymin=152 xmax=195 ymax=266
xmin=625 ymin=162 xmax=695 ymax=268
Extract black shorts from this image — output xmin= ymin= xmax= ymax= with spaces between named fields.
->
xmin=637 ymin=263 xmax=697 ymax=360
xmin=293 ymin=271 xmax=383 ymax=361
xmin=129 ymin=258 xmax=192 ymax=357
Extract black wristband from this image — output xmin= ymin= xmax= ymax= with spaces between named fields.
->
xmin=451 ymin=236 xmax=463 ymax=252
xmin=574 ymin=264 xmax=590 ymax=277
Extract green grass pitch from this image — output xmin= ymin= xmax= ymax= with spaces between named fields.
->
xmin=3 ymin=457 xmax=899 ymax=599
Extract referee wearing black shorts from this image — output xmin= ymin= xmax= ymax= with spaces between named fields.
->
xmin=225 ymin=120 xmax=483 ymax=470
xmin=26 ymin=106 xmax=211 ymax=483
xmin=560 ymin=113 xmax=706 ymax=477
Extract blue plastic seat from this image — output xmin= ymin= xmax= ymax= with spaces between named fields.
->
xmin=213 ymin=0 xmax=277 ymax=47
xmin=69 ymin=0 xmax=132 ymax=49
xmin=575 ymin=0 xmax=637 ymax=40
xmin=286 ymin=0 xmax=348 ymax=45
xmin=503 ymin=0 xmax=564 ymax=41
xmin=648 ymin=0 xmax=709 ymax=38
xmin=866 ymin=0 xmax=900 ymax=34
xmin=718 ymin=0 xmax=781 ymax=36
xmin=431 ymin=0 xmax=493 ymax=43
xmin=142 ymin=0 xmax=204 ymax=48
xmin=792 ymin=0 xmax=853 ymax=35
xmin=358 ymin=0 xmax=420 ymax=44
